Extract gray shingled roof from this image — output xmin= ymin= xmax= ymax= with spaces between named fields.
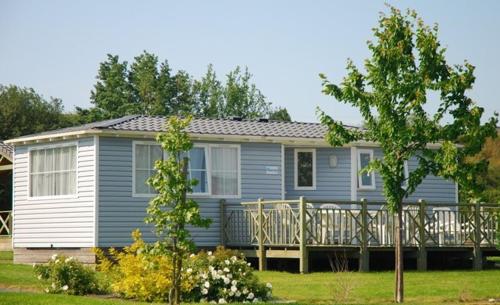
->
xmin=110 ymin=116 xmax=330 ymax=139
xmin=11 ymin=115 xmax=139 ymax=140
xmin=9 ymin=115 xmax=358 ymax=142
xmin=0 ymin=141 xmax=13 ymax=160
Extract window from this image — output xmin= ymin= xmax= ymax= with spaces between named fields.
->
xmin=294 ymin=149 xmax=316 ymax=190
xmin=29 ymin=144 xmax=77 ymax=197
xmin=134 ymin=142 xmax=163 ymax=195
xmin=403 ymin=160 xmax=409 ymax=188
xmin=357 ymin=149 xmax=375 ymax=189
xmin=211 ymin=146 xmax=239 ymax=196
xmin=186 ymin=146 xmax=209 ymax=194
xmin=133 ymin=143 xmax=240 ymax=198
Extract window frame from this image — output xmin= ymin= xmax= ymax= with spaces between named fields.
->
xmin=403 ymin=160 xmax=409 ymax=188
xmin=294 ymin=148 xmax=316 ymax=191
xmin=132 ymin=141 xmax=241 ymax=199
xmin=186 ymin=144 xmax=211 ymax=197
xmin=132 ymin=141 xmax=165 ymax=197
xmin=357 ymin=149 xmax=376 ymax=190
xmin=27 ymin=141 xmax=79 ymax=200
xmin=206 ymin=144 xmax=241 ymax=199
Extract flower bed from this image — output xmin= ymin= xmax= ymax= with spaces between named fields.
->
xmin=184 ymin=247 xmax=272 ymax=303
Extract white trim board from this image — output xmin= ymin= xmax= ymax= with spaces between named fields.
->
xmin=93 ymin=135 xmax=99 ymax=247
xmin=350 ymin=147 xmax=357 ymax=201
xmin=6 ymin=128 xmax=447 ymax=150
xmin=27 ymin=141 xmax=79 ymax=201
xmin=356 ymin=148 xmax=376 ymax=190
xmin=293 ymin=148 xmax=316 ymax=191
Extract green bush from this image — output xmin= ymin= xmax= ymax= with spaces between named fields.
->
xmin=95 ymin=232 xmax=273 ymax=303
xmin=94 ymin=230 xmax=194 ymax=302
xmin=184 ymin=247 xmax=272 ymax=303
xmin=33 ymin=254 xmax=100 ymax=295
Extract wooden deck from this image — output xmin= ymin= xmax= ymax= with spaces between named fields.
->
xmin=220 ymin=198 xmax=499 ymax=273
xmin=0 ymin=210 xmax=12 ymax=251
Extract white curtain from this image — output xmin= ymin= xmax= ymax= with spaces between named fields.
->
xmin=30 ymin=145 xmax=77 ymax=197
xmin=211 ymin=147 xmax=238 ymax=196
xmin=189 ymin=147 xmax=207 ymax=193
xmin=134 ymin=144 xmax=162 ymax=194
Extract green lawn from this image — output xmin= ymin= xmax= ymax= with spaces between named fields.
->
xmin=0 ymin=251 xmax=499 ymax=305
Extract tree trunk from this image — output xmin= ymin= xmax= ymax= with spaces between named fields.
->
xmin=394 ymin=203 xmax=404 ymax=303
xmin=169 ymin=253 xmax=177 ymax=305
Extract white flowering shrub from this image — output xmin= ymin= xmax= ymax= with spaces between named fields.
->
xmin=184 ymin=247 xmax=272 ymax=303
xmin=33 ymin=254 xmax=101 ymax=295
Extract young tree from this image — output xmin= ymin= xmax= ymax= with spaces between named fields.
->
xmin=145 ymin=116 xmax=211 ymax=305
xmin=317 ymin=7 xmax=497 ymax=303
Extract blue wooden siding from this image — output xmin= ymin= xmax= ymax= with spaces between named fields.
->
xmin=285 ymin=146 xmax=456 ymax=204
xmin=355 ymin=147 xmax=456 ymax=203
xmin=97 ymin=137 xmax=282 ymax=247
xmin=284 ymin=147 xmax=351 ymax=200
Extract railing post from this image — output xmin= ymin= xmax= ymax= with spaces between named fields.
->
xmin=299 ymin=196 xmax=309 ymax=274
xmin=472 ymin=202 xmax=483 ymax=270
xmin=219 ymin=199 xmax=226 ymax=246
xmin=359 ymin=198 xmax=369 ymax=272
xmin=257 ymin=198 xmax=267 ymax=271
xmin=417 ymin=199 xmax=427 ymax=271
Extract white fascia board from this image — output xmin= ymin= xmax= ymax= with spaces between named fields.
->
xmin=6 ymin=128 xmax=445 ymax=149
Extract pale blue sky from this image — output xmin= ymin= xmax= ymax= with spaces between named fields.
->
xmin=1 ymin=0 xmax=498 ymax=125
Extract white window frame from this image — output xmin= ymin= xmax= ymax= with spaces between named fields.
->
xmin=206 ymin=144 xmax=241 ymax=199
xmin=132 ymin=141 xmax=165 ymax=197
xmin=403 ymin=160 xmax=409 ymax=188
xmin=186 ymin=144 xmax=211 ymax=197
xmin=357 ymin=149 xmax=376 ymax=190
xmin=27 ymin=141 xmax=79 ymax=200
xmin=294 ymin=148 xmax=316 ymax=191
xmin=132 ymin=142 xmax=241 ymax=199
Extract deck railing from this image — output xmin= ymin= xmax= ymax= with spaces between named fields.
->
xmin=222 ymin=199 xmax=499 ymax=248
xmin=0 ymin=210 xmax=12 ymax=236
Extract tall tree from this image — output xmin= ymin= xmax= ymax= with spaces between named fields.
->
xmin=464 ymin=134 xmax=500 ymax=203
xmin=83 ymin=52 xmax=291 ymax=121
xmin=222 ymin=66 xmax=271 ymax=119
xmin=145 ymin=116 xmax=211 ymax=305
xmin=192 ymin=64 xmax=223 ymax=118
xmin=87 ymin=54 xmax=134 ymax=120
xmin=269 ymin=107 xmax=292 ymax=121
xmin=0 ymin=85 xmax=74 ymax=139
xmin=129 ymin=52 xmax=162 ymax=115
xmin=318 ymin=7 xmax=497 ymax=303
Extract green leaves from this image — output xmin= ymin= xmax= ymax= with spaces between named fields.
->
xmin=319 ymin=6 xmax=498 ymax=211
xmin=0 ymin=85 xmax=74 ymax=139
xmin=84 ymin=53 xmax=289 ymax=121
xmin=145 ymin=116 xmax=212 ymax=254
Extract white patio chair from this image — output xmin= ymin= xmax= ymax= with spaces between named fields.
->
xmin=432 ymin=206 xmax=456 ymax=245
xmin=319 ymin=203 xmax=341 ymax=244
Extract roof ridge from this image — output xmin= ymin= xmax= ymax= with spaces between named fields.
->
xmin=96 ymin=115 xmax=142 ymax=129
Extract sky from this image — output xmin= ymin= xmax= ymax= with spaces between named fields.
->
xmin=1 ymin=0 xmax=499 ymax=125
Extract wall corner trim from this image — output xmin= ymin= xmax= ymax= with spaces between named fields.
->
xmin=350 ymin=147 xmax=357 ymax=201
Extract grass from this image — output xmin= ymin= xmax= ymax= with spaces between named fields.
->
xmin=0 ymin=251 xmax=499 ymax=305
xmin=257 ymin=270 xmax=500 ymax=304
xmin=0 ymin=262 xmax=41 ymax=289
xmin=0 ymin=250 xmax=12 ymax=263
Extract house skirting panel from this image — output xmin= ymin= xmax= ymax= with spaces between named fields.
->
xmin=13 ymin=247 xmax=95 ymax=264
